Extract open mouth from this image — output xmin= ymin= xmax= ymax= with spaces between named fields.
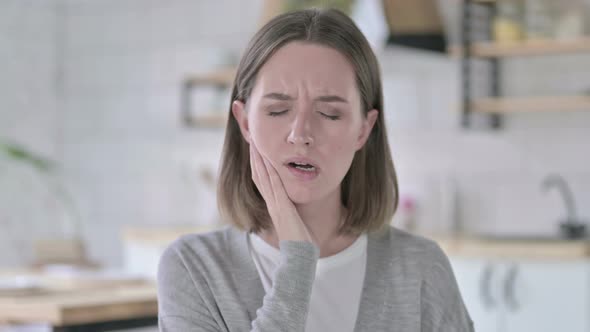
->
xmin=287 ymin=162 xmax=317 ymax=172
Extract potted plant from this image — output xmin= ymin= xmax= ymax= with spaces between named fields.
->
xmin=0 ymin=139 xmax=94 ymax=268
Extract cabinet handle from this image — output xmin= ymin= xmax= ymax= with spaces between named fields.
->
xmin=479 ymin=263 xmax=496 ymax=309
xmin=503 ymin=264 xmax=520 ymax=312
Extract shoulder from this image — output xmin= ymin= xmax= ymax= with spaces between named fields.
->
xmin=164 ymin=225 xmax=234 ymax=255
xmin=375 ymin=226 xmax=459 ymax=296
xmin=377 ymin=225 xmax=451 ymax=272
xmin=380 ymin=227 xmax=473 ymax=329
xmin=157 ymin=225 xmax=240 ymax=278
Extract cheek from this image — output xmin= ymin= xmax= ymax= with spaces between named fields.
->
xmin=249 ymin=115 xmax=282 ymax=162
xmin=249 ymin=112 xmax=269 ymax=143
xmin=325 ymin=124 xmax=359 ymax=154
xmin=325 ymin=138 xmax=357 ymax=175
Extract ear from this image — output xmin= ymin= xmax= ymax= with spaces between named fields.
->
xmin=355 ymin=109 xmax=378 ymax=151
xmin=232 ymin=100 xmax=251 ymax=144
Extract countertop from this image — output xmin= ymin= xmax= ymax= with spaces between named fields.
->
xmin=427 ymin=233 xmax=590 ymax=260
xmin=121 ymin=225 xmax=590 ymax=260
xmin=0 ymin=269 xmax=156 ymax=326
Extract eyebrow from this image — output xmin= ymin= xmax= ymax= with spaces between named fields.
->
xmin=263 ymin=92 xmax=348 ymax=104
xmin=263 ymin=92 xmax=293 ymax=101
xmin=316 ymin=95 xmax=348 ymax=103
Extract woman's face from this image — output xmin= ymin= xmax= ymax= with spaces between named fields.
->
xmin=233 ymin=41 xmax=378 ymax=204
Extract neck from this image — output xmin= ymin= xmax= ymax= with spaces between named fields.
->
xmin=257 ymin=187 xmax=359 ymax=258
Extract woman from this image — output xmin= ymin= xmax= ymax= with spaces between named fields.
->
xmin=158 ymin=8 xmax=473 ymax=332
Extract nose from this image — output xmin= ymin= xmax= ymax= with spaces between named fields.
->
xmin=287 ymin=109 xmax=314 ymax=147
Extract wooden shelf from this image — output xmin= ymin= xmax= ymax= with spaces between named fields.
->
xmin=181 ymin=68 xmax=235 ymax=129
xmin=449 ymin=38 xmax=590 ymax=58
xmin=471 ymin=96 xmax=590 ymax=113
xmin=185 ymin=67 xmax=236 ymax=86
xmin=184 ymin=113 xmax=228 ymax=128
xmin=0 ymin=281 xmax=157 ymax=326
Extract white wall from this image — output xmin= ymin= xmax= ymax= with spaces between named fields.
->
xmin=1 ymin=0 xmax=589 ymax=267
xmin=0 ymin=0 xmax=61 ymax=267
xmin=51 ymin=0 xmax=590 ymax=266
xmin=58 ymin=0 xmax=264 ymax=266
xmin=378 ymin=48 xmax=590 ymax=237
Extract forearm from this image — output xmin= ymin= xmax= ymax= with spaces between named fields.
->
xmin=250 ymin=240 xmax=319 ymax=332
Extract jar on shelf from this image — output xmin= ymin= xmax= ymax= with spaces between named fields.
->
xmin=553 ymin=0 xmax=586 ymax=40
xmin=524 ymin=0 xmax=558 ymax=41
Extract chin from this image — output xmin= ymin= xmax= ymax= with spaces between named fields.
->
xmin=285 ymin=189 xmax=317 ymax=204
xmin=289 ymin=196 xmax=316 ymax=205
xmin=284 ymin=183 xmax=338 ymax=205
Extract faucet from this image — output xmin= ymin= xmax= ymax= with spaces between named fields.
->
xmin=541 ymin=174 xmax=587 ymax=239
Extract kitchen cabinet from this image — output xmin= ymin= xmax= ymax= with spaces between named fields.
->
xmin=450 ymin=257 xmax=590 ymax=332
xmin=451 ymin=258 xmax=500 ymax=332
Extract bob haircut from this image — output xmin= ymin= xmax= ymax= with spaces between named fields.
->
xmin=217 ymin=8 xmax=399 ymax=236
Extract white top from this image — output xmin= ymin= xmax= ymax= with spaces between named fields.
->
xmin=247 ymin=231 xmax=367 ymax=332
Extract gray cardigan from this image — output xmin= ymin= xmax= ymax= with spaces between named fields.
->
xmin=157 ymin=224 xmax=474 ymax=331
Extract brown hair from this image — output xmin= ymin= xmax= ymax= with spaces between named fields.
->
xmin=217 ymin=8 xmax=398 ymax=236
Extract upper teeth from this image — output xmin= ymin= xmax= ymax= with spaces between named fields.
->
xmin=292 ymin=162 xmax=315 ymax=171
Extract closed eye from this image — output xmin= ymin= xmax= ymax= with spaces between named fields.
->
xmin=268 ymin=110 xmax=340 ymax=120
xmin=320 ymin=112 xmax=340 ymax=120
xmin=268 ymin=110 xmax=288 ymax=117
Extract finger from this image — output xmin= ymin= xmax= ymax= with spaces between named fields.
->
xmin=261 ymin=156 xmax=285 ymax=204
xmin=252 ymin=143 xmax=272 ymax=200
xmin=266 ymin=158 xmax=295 ymax=208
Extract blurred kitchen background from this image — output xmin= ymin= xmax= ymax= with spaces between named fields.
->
xmin=1 ymin=0 xmax=590 ymax=331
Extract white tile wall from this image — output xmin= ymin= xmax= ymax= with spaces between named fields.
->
xmin=379 ymin=49 xmax=590 ymax=236
xmin=1 ymin=0 xmax=589 ymax=268
xmin=0 ymin=0 xmax=60 ymax=267
xmin=57 ymin=0 xmax=255 ymax=267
